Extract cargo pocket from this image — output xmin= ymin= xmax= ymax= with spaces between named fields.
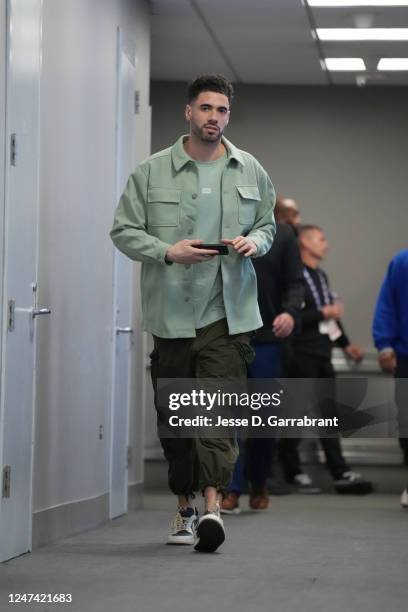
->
xmin=149 ymin=347 xmax=160 ymax=389
xmin=236 ymin=185 xmax=261 ymax=225
xmin=149 ymin=347 xmax=159 ymax=363
xmin=231 ymin=337 xmax=256 ymax=372
xmin=147 ymin=187 xmax=181 ymax=227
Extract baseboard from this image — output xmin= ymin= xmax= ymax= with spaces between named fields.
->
xmin=128 ymin=482 xmax=143 ymax=511
xmin=32 ymin=483 xmax=144 ymax=549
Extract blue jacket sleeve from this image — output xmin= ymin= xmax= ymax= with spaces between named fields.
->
xmin=372 ymin=261 xmax=398 ymax=351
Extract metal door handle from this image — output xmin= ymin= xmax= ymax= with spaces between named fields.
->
xmin=32 ymin=308 xmax=51 ymax=318
xmin=116 ymin=327 xmax=133 ymax=334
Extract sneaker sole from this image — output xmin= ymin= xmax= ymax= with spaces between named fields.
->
xmin=194 ymin=517 xmax=225 ymax=553
xmin=167 ymin=534 xmax=195 ymax=545
xmin=334 ymin=481 xmax=373 ymax=495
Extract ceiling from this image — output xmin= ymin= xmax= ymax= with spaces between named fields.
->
xmin=150 ymin=0 xmax=408 ymax=86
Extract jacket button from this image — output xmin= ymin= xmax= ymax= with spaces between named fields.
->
xmin=192 ymin=193 xmax=198 ymax=199
xmin=185 ymin=265 xmax=191 ymax=270
xmin=188 ymin=229 xmax=194 ymax=235
xmin=184 ymin=297 xmax=190 ymax=302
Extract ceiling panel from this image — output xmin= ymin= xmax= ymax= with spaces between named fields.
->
xmin=312 ymin=6 xmax=408 ymax=27
xmin=150 ymin=0 xmax=408 ymax=86
xmin=151 ymin=16 xmax=234 ymax=80
xmin=312 ymin=2 xmax=408 ymax=85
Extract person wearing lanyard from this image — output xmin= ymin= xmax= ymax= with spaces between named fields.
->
xmin=279 ymin=225 xmax=373 ymax=494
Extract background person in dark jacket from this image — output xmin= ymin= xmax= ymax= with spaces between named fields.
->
xmin=275 ymin=195 xmax=302 ymax=231
xmin=222 ymin=222 xmax=304 ymax=512
xmin=373 ymin=249 xmax=408 ymax=507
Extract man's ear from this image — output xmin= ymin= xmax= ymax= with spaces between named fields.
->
xmin=185 ymin=104 xmax=192 ymax=121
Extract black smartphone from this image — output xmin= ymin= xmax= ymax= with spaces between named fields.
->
xmin=195 ymin=243 xmax=229 ymax=255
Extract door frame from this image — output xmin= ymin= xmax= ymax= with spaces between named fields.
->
xmin=0 ymin=0 xmax=7 ymax=386
xmin=109 ymin=27 xmax=138 ymax=520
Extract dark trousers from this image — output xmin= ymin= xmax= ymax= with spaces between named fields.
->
xmin=150 ymin=318 xmax=254 ymax=496
xmin=228 ymin=342 xmax=282 ymax=493
xmin=279 ymin=353 xmax=350 ymax=481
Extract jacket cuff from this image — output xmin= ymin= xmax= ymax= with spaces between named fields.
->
xmin=155 ymin=242 xmax=173 ymax=265
xmin=284 ymin=307 xmax=300 ymax=319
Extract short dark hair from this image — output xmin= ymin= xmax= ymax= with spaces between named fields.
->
xmin=187 ymin=74 xmax=234 ymax=104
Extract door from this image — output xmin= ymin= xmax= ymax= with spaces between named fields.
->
xmin=0 ymin=0 xmax=46 ymax=562
xmin=0 ymin=0 xmax=6 ymax=380
xmin=109 ymin=29 xmax=138 ymax=519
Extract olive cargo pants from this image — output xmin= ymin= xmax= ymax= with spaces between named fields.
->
xmin=150 ymin=318 xmax=254 ymax=496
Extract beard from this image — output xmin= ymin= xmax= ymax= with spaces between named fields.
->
xmin=191 ymin=122 xmax=222 ymax=143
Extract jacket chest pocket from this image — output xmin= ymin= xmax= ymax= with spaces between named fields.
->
xmin=147 ymin=188 xmax=181 ymax=227
xmin=236 ymin=185 xmax=261 ymax=225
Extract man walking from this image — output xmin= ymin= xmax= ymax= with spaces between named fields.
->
xmin=279 ymin=225 xmax=372 ymax=493
xmin=110 ymin=74 xmax=275 ymax=551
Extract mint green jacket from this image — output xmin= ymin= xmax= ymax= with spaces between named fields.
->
xmin=110 ymin=136 xmax=276 ymax=338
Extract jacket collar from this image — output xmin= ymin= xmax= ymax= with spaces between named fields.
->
xmin=171 ymin=134 xmax=245 ymax=172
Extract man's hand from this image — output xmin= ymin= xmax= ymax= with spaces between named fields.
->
xmin=165 ymin=240 xmax=218 ymax=264
xmin=221 ymin=236 xmax=257 ymax=257
xmin=344 ymin=344 xmax=365 ymax=363
xmin=273 ymin=313 xmax=295 ymax=338
xmin=378 ymin=349 xmax=397 ymax=374
xmin=320 ymin=303 xmax=344 ymax=320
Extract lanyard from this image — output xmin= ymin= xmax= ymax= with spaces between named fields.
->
xmin=303 ymin=268 xmax=331 ymax=309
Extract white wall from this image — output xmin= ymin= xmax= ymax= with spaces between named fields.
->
xmin=150 ymin=81 xmax=408 ymax=348
xmin=33 ymin=0 xmax=150 ymax=519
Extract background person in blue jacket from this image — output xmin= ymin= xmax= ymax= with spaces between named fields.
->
xmin=373 ymin=248 xmax=408 ymax=508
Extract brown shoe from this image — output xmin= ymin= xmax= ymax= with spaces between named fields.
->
xmin=249 ymin=486 xmax=270 ymax=511
xmin=221 ymin=492 xmax=241 ymax=514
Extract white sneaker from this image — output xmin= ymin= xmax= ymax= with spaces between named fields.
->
xmin=334 ymin=471 xmax=373 ymax=494
xmin=167 ymin=507 xmax=199 ymax=545
xmin=401 ymin=488 xmax=408 ymax=508
xmin=293 ymin=473 xmax=312 ymax=486
xmin=194 ymin=503 xmax=225 ymax=553
xmin=292 ymin=473 xmax=321 ymax=494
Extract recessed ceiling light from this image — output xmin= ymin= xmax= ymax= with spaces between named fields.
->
xmin=316 ymin=28 xmax=408 ymax=40
xmin=377 ymin=57 xmax=408 ymax=70
xmin=307 ymin=1 xmax=408 ymax=6
xmin=324 ymin=57 xmax=366 ymax=70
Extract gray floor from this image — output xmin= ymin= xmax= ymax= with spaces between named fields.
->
xmin=1 ymin=492 xmax=407 ymax=612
